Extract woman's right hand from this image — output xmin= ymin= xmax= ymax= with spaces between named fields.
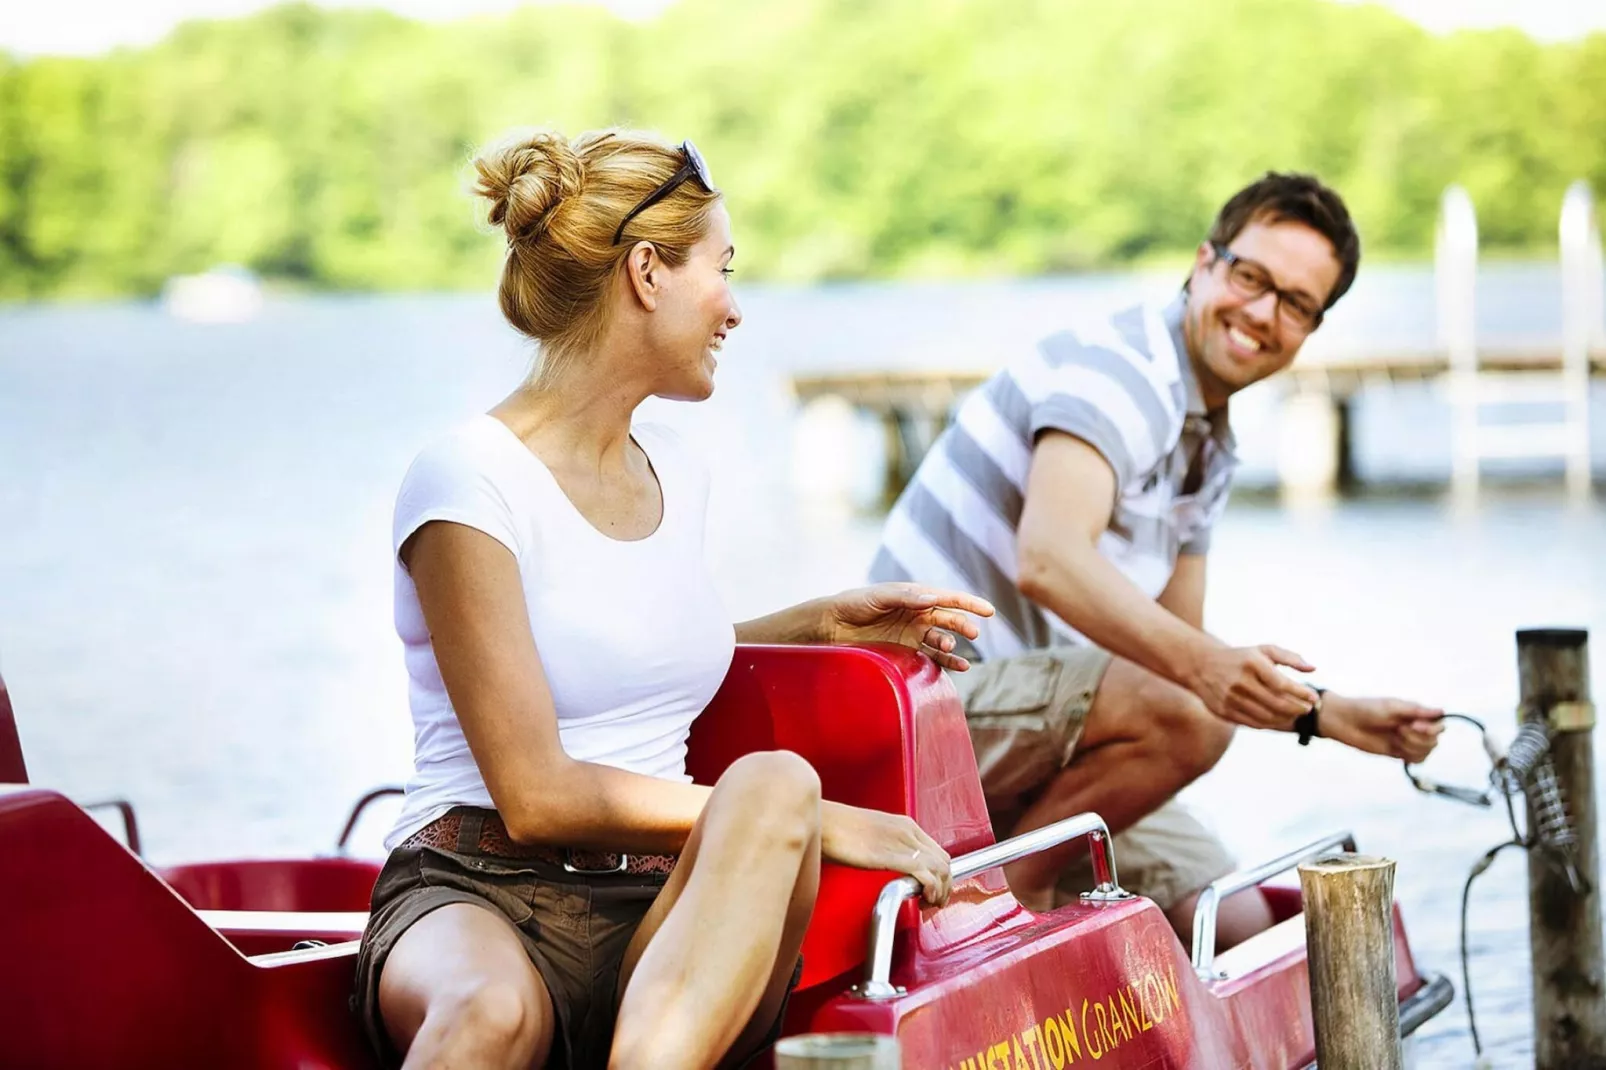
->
xmin=820 ymin=801 xmax=953 ymax=906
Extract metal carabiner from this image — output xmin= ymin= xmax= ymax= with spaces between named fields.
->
xmin=1401 ymin=712 xmax=1501 ymax=808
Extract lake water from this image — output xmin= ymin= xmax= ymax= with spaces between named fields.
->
xmin=2 ymin=270 xmax=1603 ymax=1068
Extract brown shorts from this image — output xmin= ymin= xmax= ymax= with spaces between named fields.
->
xmin=951 ymin=647 xmax=1235 ymax=912
xmin=353 ymin=807 xmax=801 ymax=1069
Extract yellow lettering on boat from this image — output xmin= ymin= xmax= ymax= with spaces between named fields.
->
xmin=944 ymin=962 xmax=1186 ymax=1067
xmin=1042 ymin=1016 xmax=1066 ymax=1069
xmin=1118 ymin=987 xmax=1142 ymax=1035
xmin=1058 ymin=1009 xmax=1081 ymax=1062
xmin=1022 ymin=1025 xmax=1047 ymax=1070
xmin=1106 ymin=994 xmax=1129 ymax=1045
xmin=1162 ymin=962 xmax=1182 ymax=1013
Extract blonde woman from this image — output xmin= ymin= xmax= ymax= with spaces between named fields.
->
xmin=352 ymin=129 xmax=994 ymax=1070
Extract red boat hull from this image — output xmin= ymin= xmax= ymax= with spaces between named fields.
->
xmin=0 ymin=647 xmax=1448 ymax=1068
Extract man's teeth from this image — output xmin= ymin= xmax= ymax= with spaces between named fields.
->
xmin=1226 ymin=325 xmax=1262 ymax=352
xmin=711 ymin=337 xmax=723 ymax=351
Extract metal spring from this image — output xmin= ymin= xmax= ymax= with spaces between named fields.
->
xmin=1503 ymin=720 xmax=1550 ymax=784
xmin=1501 ymin=721 xmax=1585 ymax=893
xmin=1527 ymin=761 xmax=1578 ymax=852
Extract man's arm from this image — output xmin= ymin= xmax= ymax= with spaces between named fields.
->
xmin=1157 ymin=552 xmax=1207 ymax=631
xmin=1016 ymin=432 xmax=1317 ymax=728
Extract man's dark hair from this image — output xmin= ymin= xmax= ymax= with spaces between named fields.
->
xmin=1207 ymin=172 xmax=1360 ymax=310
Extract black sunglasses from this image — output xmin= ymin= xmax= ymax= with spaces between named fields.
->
xmin=611 ymin=140 xmax=716 ymax=246
xmin=1209 ymin=241 xmax=1325 ymax=332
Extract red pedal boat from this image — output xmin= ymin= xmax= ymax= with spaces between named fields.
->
xmin=0 ymin=645 xmax=1451 ymax=1069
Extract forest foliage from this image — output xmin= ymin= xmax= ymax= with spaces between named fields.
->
xmin=2 ymin=0 xmax=1602 ymax=297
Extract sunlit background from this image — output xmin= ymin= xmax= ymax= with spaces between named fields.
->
xmin=2 ymin=2 xmax=1603 ymax=1067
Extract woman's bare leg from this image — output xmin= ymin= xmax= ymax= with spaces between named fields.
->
xmin=610 ymin=751 xmax=823 ymax=1070
xmin=378 ymin=902 xmax=556 ymax=1070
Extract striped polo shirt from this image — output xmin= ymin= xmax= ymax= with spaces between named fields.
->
xmin=869 ymin=295 xmax=1238 ymax=661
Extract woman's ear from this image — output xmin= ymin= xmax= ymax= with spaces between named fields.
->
xmin=625 ymin=241 xmax=661 ymax=312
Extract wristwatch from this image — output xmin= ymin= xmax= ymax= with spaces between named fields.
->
xmin=1295 ymin=687 xmax=1326 ymax=746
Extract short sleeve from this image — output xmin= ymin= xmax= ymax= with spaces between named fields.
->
xmin=1027 ymin=329 xmax=1176 ymax=491
xmin=392 ymin=434 xmax=522 ymax=565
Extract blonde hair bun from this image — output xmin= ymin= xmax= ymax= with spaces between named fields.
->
xmin=473 ymin=130 xmax=584 ymax=245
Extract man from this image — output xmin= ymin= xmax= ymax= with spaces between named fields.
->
xmin=869 ymin=173 xmax=1443 ymax=947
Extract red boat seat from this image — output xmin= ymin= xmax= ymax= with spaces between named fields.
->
xmin=686 ymin=644 xmax=993 ymax=993
xmin=0 ymin=671 xmax=27 ymax=784
xmin=0 ymin=785 xmax=379 ymax=1070
xmin=162 ymin=857 xmax=385 ymax=913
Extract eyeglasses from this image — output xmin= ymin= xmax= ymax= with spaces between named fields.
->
xmin=1209 ymin=241 xmax=1325 ymax=332
xmin=611 ymin=140 xmax=716 ymax=246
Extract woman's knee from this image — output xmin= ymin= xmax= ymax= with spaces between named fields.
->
xmin=425 ymin=976 xmax=545 ymax=1060
xmin=713 ymin=751 xmax=822 ymax=846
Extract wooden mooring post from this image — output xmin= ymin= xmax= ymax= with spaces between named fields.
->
xmin=1298 ymin=854 xmax=1403 ymax=1070
xmin=1517 ymin=628 xmax=1605 ymax=1069
xmin=774 ymin=1033 xmax=900 ymax=1069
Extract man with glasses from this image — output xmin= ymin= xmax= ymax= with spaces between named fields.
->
xmin=869 ymin=173 xmax=1443 ymax=946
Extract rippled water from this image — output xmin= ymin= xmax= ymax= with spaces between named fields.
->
xmin=2 ymin=280 xmax=1602 ymax=1068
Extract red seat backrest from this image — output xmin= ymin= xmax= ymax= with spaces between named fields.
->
xmin=0 ymin=787 xmax=377 ymax=1069
xmin=0 ymin=671 xmax=27 ymax=784
xmin=686 ymin=644 xmax=992 ymax=991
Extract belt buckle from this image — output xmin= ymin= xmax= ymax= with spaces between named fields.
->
xmin=562 ymin=848 xmax=630 ymax=875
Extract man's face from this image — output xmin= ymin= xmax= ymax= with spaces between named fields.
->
xmin=1183 ymin=216 xmax=1343 ymax=407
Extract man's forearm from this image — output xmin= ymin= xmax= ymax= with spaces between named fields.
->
xmin=1019 ymin=542 xmax=1220 ymax=691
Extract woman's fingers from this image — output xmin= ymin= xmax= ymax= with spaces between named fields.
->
xmin=920 ymin=639 xmax=970 ymax=672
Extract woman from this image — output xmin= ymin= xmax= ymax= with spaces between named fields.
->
xmin=353 ymin=128 xmax=995 ymax=1070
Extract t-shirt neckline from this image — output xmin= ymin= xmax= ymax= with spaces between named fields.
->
xmin=480 ymin=413 xmax=668 ymax=545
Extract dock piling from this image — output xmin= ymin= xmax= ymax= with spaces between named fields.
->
xmin=1517 ymin=628 xmax=1605 ymax=1069
xmin=1298 ymin=853 xmax=1404 ymax=1070
xmin=774 ymin=1033 xmax=901 ymax=1068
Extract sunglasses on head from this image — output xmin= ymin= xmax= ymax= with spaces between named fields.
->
xmin=612 ymin=140 xmax=716 ymax=246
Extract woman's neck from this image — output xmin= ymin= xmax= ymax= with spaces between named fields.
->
xmin=494 ymin=353 xmax=648 ymax=472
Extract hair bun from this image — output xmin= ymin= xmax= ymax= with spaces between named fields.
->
xmin=473 ymin=130 xmax=584 ymax=245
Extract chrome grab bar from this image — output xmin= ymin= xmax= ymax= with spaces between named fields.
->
xmin=1190 ymin=829 xmax=1356 ymax=981
xmin=853 ymin=811 xmax=1130 ymax=999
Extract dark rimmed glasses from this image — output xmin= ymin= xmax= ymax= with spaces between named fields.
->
xmin=1209 ymin=241 xmax=1325 ymax=332
xmin=611 ymin=140 xmax=716 ymax=246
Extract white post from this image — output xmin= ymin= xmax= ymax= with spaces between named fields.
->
xmin=1559 ymin=181 xmax=1600 ymax=503
xmin=1436 ymin=185 xmax=1480 ymax=505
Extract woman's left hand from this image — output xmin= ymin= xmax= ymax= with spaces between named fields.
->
xmin=823 ymin=583 xmax=995 ymax=671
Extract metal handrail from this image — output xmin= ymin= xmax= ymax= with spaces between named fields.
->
xmin=1190 ymin=829 xmax=1356 ymax=981
xmin=335 ymin=786 xmax=406 ymax=853
xmin=854 ymin=811 xmax=1129 ymax=999
xmin=80 ymin=798 xmax=142 ymax=856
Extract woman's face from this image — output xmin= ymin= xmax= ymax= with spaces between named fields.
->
xmin=648 ymin=201 xmax=741 ymax=402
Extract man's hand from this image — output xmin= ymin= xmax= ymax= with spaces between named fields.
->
xmin=1320 ymin=694 xmax=1445 ymax=763
xmin=1186 ymin=644 xmax=1321 ymax=730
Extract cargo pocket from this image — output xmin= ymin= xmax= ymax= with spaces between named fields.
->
xmin=416 ymin=846 xmax=538 ymax=927
xmin=960 ymin=652 xmax=1071 ymax=808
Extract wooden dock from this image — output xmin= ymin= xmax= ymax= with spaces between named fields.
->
xmin=790 ymin=345 xmax=1606 ymax=501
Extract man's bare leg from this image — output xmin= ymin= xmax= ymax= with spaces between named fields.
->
xmin=1001 ymin=657 xmax=1236 ymax=906
xmin=1165 ymin=886 xmax=1275 ymax=956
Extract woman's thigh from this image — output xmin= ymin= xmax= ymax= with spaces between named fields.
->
xmin=378 ymin=902 xmax=557 ymax=1066
xmin=613 ymin=752 xmax=820 ymax=1065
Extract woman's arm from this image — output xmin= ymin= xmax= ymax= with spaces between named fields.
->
xmin=736 ymin=583 xmax=995 ymax=671
xmin=733 ymin=599 xmax=832 ymax=644
xmin=407 ymin=519 xmax=712 ymax=853
xmin=407 ymin=520 xmax=955 ymax=901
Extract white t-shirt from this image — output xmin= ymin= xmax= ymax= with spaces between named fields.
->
xmin=384 ymin=414 xmax=736 ymax=850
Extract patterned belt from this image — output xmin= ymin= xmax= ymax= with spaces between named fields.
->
xmin=401 ymin=809 xmax=677 ymax=877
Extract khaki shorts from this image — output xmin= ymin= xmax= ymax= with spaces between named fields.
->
xmin=951 ymin=647 xmax=1235 ymax=912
